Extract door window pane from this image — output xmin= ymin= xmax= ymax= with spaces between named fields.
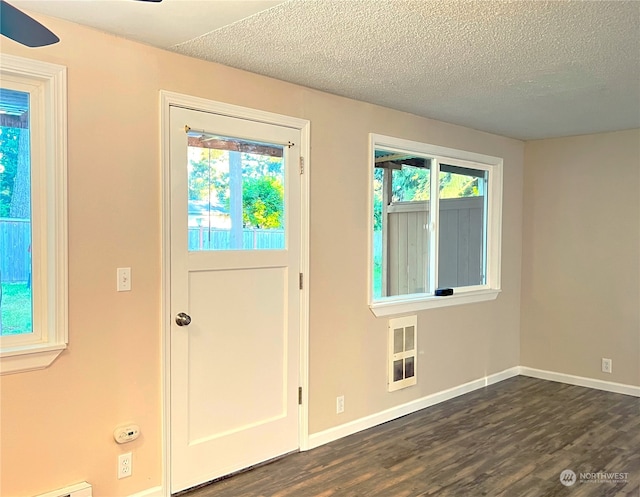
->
xmin=0 ymin=88 xmax=33 ymax=336
xmin=187 ymin=132 xmax=285 ymax=251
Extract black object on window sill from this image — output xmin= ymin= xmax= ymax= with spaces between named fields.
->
xmin=435 ymin=288 xmax=454 ymax=296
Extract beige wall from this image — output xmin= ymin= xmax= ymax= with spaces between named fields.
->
xmin=0 ymin=14 xmax=523 ymax=497
xmin=521 ymin=130 xmax=640 ymax=385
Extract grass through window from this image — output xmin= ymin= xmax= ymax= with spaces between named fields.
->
xmin=0 ymin=282 xmax=32 ymax=335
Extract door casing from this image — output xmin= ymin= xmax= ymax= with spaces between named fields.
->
xmin=160 ymin=90 xmax=311 ymax=495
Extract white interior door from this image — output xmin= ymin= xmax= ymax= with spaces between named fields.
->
xmin=169 ymin=105 xmax=302 ymax=492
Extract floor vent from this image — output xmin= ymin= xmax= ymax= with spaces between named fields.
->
xmin=388 ymin=315 xmax=417 ymax=392
xmin=35 ymin=482 xmax=92 ymax=497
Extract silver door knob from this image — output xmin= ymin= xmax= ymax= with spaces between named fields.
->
xmin=175 ymin=312 xmax=191 ymax=327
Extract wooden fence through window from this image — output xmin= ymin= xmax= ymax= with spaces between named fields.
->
xmin=0 ymin=218 xmax=31 ymax=283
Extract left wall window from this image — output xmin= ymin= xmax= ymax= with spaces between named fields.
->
xmin=0 ymin=55 xmax=67 ymax=374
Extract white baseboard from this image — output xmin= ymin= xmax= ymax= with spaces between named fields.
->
xmin=307 ymin=366 xmax=520 ymax=450
xmin=485 ymin=366 xmax=521 ymax=386
xmin=128 ymin=486 xmax=164 ymax=497
xmin=519 ymin=367 xmax=640 ymax=397
xmin=307 ymin=365 xmax=640 ymax=450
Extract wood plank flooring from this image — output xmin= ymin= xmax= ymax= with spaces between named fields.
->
xmin=180 ymin=377 xmax=640 ymax=497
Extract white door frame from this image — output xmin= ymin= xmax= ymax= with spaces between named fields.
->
xmin=159 ymin=90 xmax=310 ymax=496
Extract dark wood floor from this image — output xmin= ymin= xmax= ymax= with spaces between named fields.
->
xmin=181 ymin=376 xmax=640 ymax=497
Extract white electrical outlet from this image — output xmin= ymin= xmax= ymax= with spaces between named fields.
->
xmin=118 ymin=452 xmax=132 ymax=479
xmin=602 ymin=358 xmax=612 ymax=374
xmin=117 ymin=267 xmax=131 ymax=292
xmin=336 ymin=395 xmax=344 ymax=414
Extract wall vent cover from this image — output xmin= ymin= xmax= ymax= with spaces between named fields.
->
xmin=388 ymin=315 xmax=417 ymax=392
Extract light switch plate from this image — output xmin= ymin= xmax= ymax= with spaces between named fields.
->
xmin=117 ymin=267 xmax=131 ymax=292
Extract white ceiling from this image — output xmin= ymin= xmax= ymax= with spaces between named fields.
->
xmin=10 ymin=0 xmax=640 ymax=140
xmin=10 ymin=0 xmax=286 ymax=47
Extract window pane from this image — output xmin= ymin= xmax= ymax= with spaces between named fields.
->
xmin=373 ymin=149 xmax=431 ymax=299
xmin=0 ymin=88 xmax=33 ymax=336
xmin=372 ymin=166 xmax=384 ymax=299
xmin=438 ymin=165 xmax=487 ymax=288
xmin=187 ymin=132 xmax=285 ymax=251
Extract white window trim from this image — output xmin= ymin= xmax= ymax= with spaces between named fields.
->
xmin=369 ymin=134 xmax=502 ymax=317
xmin=0 ymin=55 xmax=68 ymax=374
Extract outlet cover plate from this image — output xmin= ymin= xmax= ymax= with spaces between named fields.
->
xmin=118 ymin=452 xmax=132 ymax=479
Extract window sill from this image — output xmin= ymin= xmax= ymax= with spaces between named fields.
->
xmin=370 ymin=288 xmax=500 ymax=317
xmin=0 ymin=343 xmax=67 ymax=375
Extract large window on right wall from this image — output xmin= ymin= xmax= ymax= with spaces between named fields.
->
xmin=369 ymin=134 xmax=503 ymax=317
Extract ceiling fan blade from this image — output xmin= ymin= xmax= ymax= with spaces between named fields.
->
xmin=0 ymin=0 xmax=59 ymax=47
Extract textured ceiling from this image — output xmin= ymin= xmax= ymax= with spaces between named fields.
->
xmin=10 ymin=0 xmax=640 ymax=140
xmin=173 ymin=0 xmax=640 ymax=140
